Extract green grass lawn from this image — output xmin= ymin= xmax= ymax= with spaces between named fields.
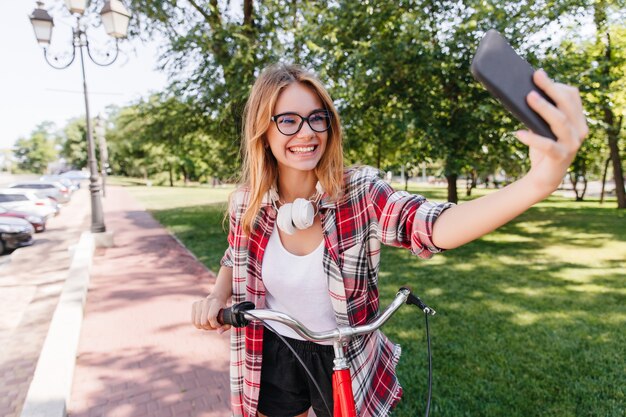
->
xmin=121 ymin=179 xmax=626 ymax=416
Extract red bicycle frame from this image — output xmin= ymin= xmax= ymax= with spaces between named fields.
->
xmin=333 ymin=368 xmax=356 ymax=417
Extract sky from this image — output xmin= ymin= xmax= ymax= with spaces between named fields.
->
xmin=0 ymin=1 xmax=169 ymax=150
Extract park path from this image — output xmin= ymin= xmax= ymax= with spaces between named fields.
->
xmin=68 ymin=186 xmax=230 ymax=417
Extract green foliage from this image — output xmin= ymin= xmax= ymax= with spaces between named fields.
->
xmin=55 ymin=0 xmax=626 ymax=202
xmin=298 ymin=0 xmax=587 ymax=202
xmin=13 ymin=122 xmax=58 ymax=174
xmin=546 ymin=4 xmax=626 ymax=204
xmin=121 ymin=0 xmax=294 ymax=179
xmin=105 ymin=94 xmax=240 ymax=183
xmin=59 ymin=117 xmax=88 ymax=169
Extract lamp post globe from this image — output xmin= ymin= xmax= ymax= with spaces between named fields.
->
xmin=65 ymin=0 xmax=87 ymax=15
xmin=29 ymin=2 xmax=53 ymax=46
xmin=100 ymin=0 xmax=131 ymax=38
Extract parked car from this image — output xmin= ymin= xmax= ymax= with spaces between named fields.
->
xmin=0 ymin=207 xmax=46 ymax=232
xmin=0 ymin=189 xmax=58 ymax=218
xmin=0 ymin=217 xmax=34 ymax=254
xmin=41 ymin=175 xmax=79 ymax=192
xmin=60 ymin=170 xmax=90 ymax=181
xmin=8 ymin=181 xmax=71 ymax=204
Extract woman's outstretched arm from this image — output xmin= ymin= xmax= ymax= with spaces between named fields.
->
xmin=432 ymin=70 xmax=588 ymax=250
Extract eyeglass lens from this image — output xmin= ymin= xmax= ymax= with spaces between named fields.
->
xmin=275 ymin=111 xmax=330 ymax=135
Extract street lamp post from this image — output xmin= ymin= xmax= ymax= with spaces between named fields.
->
xmin=29 ymin=0 xmax=131 ymax=234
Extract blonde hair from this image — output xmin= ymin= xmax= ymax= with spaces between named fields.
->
xmin=239 ymin=63 xmax=344 ymax=236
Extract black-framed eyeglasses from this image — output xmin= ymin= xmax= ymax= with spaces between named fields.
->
xmin=270 ymin=110 xmax=332 ymax=136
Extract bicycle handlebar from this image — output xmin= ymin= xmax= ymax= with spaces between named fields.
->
xmin=218 ymin=287 xmax=434 ymax=343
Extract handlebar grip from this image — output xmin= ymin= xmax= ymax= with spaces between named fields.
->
xmin=217 ymin=301 xmax=256 ymax=328
xmin=400 ymin=286 xmax=436 ymax=316
xmin=217 ymin=308 xmax=231 ymax=326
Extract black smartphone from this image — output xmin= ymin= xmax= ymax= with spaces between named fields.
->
xmin=470 ymin=29 xmax=557 ymax=140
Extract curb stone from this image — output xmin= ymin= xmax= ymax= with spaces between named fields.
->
xmin=19 ymin=232 xmax=95 ymax=417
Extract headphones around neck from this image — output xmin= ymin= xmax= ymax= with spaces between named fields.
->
xmin=276 ymin=198 xmax=315 ymax=235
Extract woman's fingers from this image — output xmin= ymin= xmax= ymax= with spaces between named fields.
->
xmin=192 ymin=300 xmax=203 ymax=329
xmin=526 ymin=90 xmax=577 ymax=144
xmin=516 ymin=130 xmax=562 ymax=159
xmin=532 ymin=70 xmax=588 ymax=141
xmin=201 ymin=298 xmax=212 ymax=329
xmin=191 ymin=297 xmax=229 ymax=332
xmin=207 ymin=299 xmax=222 ymax=329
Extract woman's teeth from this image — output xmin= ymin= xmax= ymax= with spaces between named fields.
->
xmin=289 ymin=145 xmax=316 ymax=153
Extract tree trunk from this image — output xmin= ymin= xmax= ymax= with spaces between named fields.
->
xmin=168 ymin=163 xmax=174 ymax=187
xmin=570 ymin=169 xmax=588 ymax=201
xmin=569 ymin=172 xmax=579 ymax=199
xmin=446 ymin=173 xmax=458 ymax=203
xmin=597 ymin=22 xmax=625 ymax=208
xmin=607 ymin=129 xmax=625 ymax=208
xmin=600 ymin=157 xmax=611 ymax=204
xmin=579 ymin=177 xmax=588 ymax=201
xmin=466 ymin=169 xmax=477 ymax=197
xmin=181 ymin=165 xmax=189 ymax=186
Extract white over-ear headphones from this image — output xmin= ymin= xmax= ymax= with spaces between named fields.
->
xmin=276 ymin=198 xmax=316 ymax=235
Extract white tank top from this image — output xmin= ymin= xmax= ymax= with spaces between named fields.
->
xmin=261 ymin=225 xmax=337 ymax=343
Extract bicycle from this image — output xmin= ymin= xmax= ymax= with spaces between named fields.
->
xmin=218 ymin=287 xmax=436 ymax=417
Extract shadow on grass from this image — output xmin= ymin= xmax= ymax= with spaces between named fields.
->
xmin=379 ymin=225 xmax=625 ymax=416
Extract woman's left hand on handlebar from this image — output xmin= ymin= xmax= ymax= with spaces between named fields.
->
xmin=516 ymin=69 xmax=589 ymax=192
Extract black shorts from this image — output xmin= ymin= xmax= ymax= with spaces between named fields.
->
xmin=257 ymin=330 xmax=335 ymax=417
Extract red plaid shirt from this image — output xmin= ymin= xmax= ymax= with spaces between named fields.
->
xmin=221 ymin=166 xmax=453 ymax=417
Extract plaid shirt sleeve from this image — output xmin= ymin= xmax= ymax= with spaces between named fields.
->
xmin=221 ymin=189 xmax=249 ymax=268
xmin=220 ymin=205 xmax=235 ymax=268
xmin=367 ymin=170 xmax=454 ymax=258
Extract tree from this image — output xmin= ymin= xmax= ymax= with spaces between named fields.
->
xmin=301 ymin=1 xmax=573 ymax=202
xmin=59 ymin=117 xmax=88 ymax=169
xmin=105 ymin=104 xmax=165 ymax=180
xmin=548 ymin=3 xmax=626 ymax=206
xmin=591 ymin=3 xmax=626 ymax=207
xmin=121 ymin=0 xmax=298 ymax=179
xmin=105 ymin=94 xmax=238 ymax=184
xmin=13 ymin=122 xmax=58 ymax=174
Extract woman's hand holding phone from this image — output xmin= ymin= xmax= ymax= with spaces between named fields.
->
xmin=517 ymin=69 xmax=588 ymax=194
xmin=470 ymin=29 xmax=588 ymax=195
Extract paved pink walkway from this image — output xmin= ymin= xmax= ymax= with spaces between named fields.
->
xmin=68 ymin=186 xmax=230 ymax=417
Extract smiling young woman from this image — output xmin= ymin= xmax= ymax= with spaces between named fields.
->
xmin=191 ymin=63 xmax=588 ymax=417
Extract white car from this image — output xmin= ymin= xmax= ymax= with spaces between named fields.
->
xmin=0 ymin=189 xmax=58 ymax=218
xmin=60 ymin=170 xmax=90 ymax=181
xmin=8 ymin=181 xmax=71 ymax=204
xmin=41 ymin=175 xmax=79 ymax=192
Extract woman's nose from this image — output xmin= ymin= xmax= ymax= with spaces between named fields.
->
xmin=296 ymin=120 xmax=315 ymax=138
